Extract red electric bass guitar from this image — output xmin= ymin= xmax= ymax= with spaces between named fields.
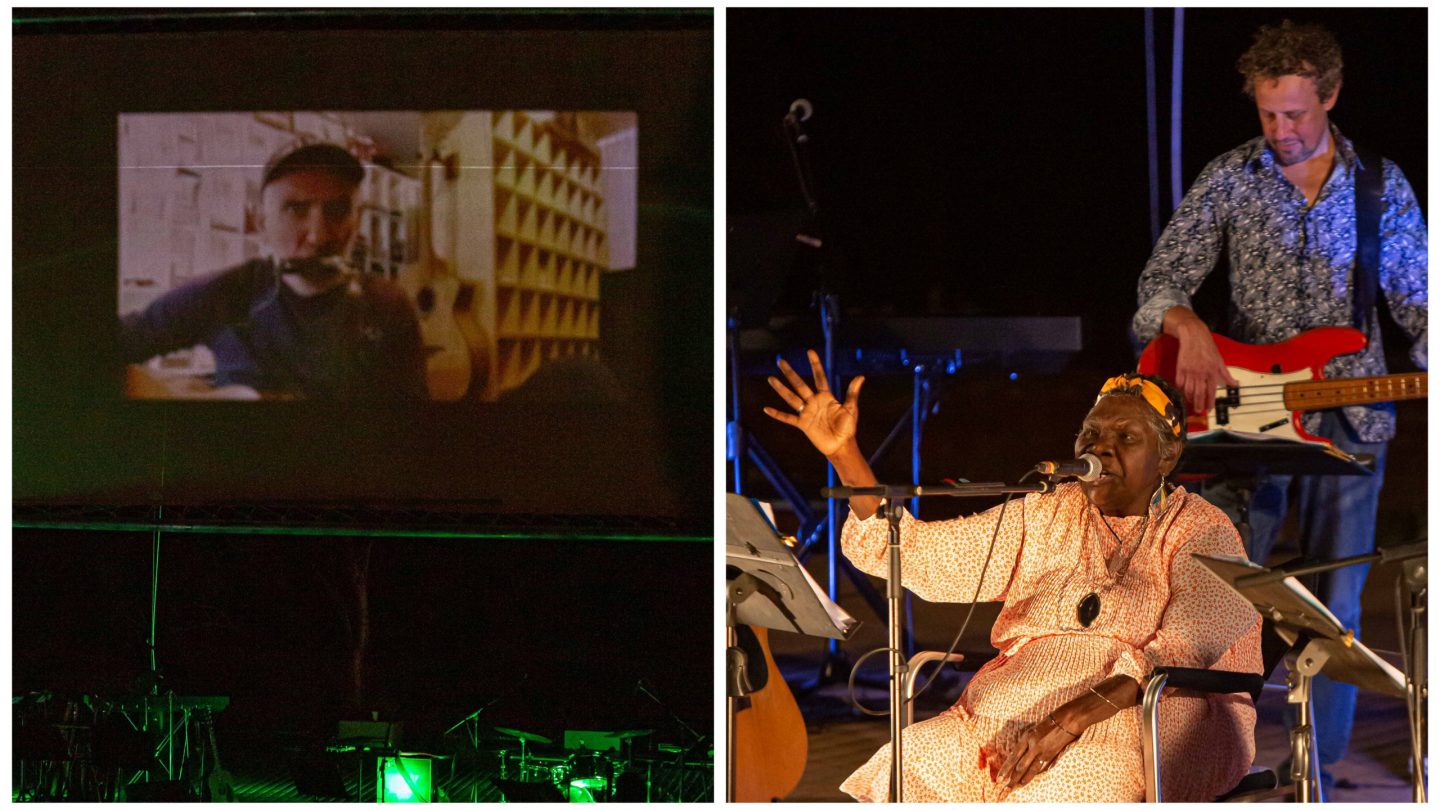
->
xmin=1137 ymin=326 xmax=1427 ymax=447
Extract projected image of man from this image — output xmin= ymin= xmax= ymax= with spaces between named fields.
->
xmin=120 ymin=143 xmax=427 ymax=400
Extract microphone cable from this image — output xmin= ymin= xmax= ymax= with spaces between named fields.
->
xmin=846 ymin=467 xmax=1038 ymax=716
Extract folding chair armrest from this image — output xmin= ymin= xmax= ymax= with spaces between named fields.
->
xmin=903 ymin=651 xmax=967 ymax=728
xmin=1149 ymin=666 xmax=1266 ymax=702
xmin=1141 ymin=667 xmax=1265 ymax=802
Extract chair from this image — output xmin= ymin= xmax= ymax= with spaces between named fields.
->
xmin=901 ymin=601 xmax=1003 ymax=727
xmin=1141 ymin=618 xmax=1298 ymax=802
xmin=1139 ymin=666 xmax=1289 ymax=802
xmin=902 ymin=618 xmax=1296 ymax=802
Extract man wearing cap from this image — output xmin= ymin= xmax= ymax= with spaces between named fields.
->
xmin=120 ymin=142 xmax=427 ymax=400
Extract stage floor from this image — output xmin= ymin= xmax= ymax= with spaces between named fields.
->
xmin=13 ymin=742 xmax=713 ymax=803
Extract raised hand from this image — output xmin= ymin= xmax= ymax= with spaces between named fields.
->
xmin=762 ymin=349 xmax=865 ymax=459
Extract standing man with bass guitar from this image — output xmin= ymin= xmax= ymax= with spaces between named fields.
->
xmin=1131 ymin=20 xmax=1427 ymax=789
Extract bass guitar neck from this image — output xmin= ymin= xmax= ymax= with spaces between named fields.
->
xmin=1138 ymin=326 xmax=1427 ymax=446
xmin=1283 ymin=373 xmax=1427 ymax=411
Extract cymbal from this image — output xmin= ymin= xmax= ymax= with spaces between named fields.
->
xmin=505 ymin=745 xmax=569 ymax=765
xmin=635 ymin=753 xmax=713 ymax=768
xmin=602 ymin=729 xmax=654 ymax=740
xmin=494 ymin=727 xmax=552 ymax=745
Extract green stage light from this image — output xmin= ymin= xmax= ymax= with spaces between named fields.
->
xmin=377 ymin=756 xmax=432 ymax=803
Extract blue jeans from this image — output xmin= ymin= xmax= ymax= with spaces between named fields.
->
xmin=1199 ymin=411 xmax=1388 ymax=767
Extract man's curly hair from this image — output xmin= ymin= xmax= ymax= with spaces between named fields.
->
xmin=1236 ymin=20 xmax=1343 ymax=102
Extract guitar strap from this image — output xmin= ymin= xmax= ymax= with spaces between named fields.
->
xmin=1351 ymin=145 xmax=1384 ymax=334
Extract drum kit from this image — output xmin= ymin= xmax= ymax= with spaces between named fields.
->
xmin=490 ymin=726 xmax=646 ymax=802
xmin=484 ymin=726 xmax=713 ymax=802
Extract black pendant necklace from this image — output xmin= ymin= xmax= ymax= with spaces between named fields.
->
xmin=1076 ymin=505 xmax=1151 ymax=629
xmin=1077 ymin=592 xmax=1101 ymax=627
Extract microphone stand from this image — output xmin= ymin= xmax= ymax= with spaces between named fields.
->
xmin=779 ymin=98 xmax=857 ymax=687
xmin=443 ymin=697 xmax=499 ymax=803
xmin=1400 ymin=557 xmax=1426 ymax=802
xmin=783 ymin=99 xmax=818 ymax=218
xmin=637 ymin=679 xmax=704 ymax=746
xmin=1401 ymin=557 xmax=1426 ymax=802
xmin=443 ymin=696 xmax=499 ymax=740
xmin=637 ymin=678 xmax=705 ymax=802
xmin=821 ymin=479 xmax=1055 ymax=802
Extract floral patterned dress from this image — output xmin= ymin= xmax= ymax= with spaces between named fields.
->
xmin=838 ymin=483 xmax=1262 ymax=802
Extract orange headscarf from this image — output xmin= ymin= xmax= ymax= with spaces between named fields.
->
xmin=1097 ymin=374 xmax=1183 ymax=437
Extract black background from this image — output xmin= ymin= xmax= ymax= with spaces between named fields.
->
xmin=13 ymin=529 xmax=711 ymax=744
xmin=728 ymin=8 xmax=1426 ymax=371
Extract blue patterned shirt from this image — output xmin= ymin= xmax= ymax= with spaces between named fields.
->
xmin=1133 ymin=125 xmax=1428 ymax=442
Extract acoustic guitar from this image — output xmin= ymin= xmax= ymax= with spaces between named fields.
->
xmin=200 ymin=707 xmax=236 ymax=802
xmin=1138 ymin=326 xmax=1427 ymax=446
xmin=733 ymin=624 xmax=808 ymax=802
xmin=398 ymin=154 xmax=488 ymax=401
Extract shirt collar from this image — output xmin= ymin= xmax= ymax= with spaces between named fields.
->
xmin=1245 ymin=122 xmax=1358 ymax=174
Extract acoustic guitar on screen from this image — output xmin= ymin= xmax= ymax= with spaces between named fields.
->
xmin=1137 ymin=326 xmax=1427 ymax=447
xmin=398 ymin=152 xmax=489 ymax=401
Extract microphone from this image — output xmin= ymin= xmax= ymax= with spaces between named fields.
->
xmin=277 ymin=255 xmax=349 ymax=276
xmin=1034 ymin=453 xmax=1102 ymax=482
xmin=783 ymin=99 xmax=813 ymax=143
xmin=785 ymin=98 xmax=813 ymax=124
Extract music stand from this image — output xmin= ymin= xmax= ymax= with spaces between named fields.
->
xmin=1194 ymin=552 xmax=1408 ymax=803
xmin=1178 ymin=435 xmax=1375 ymax=478
xmin=725 ymin=494 xmax=859 ymax=801
xmin=1176 ymin=436 xmax=1372 ymax=552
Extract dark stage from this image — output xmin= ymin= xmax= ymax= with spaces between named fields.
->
xmin=726 ymin=5 xmax=1426 ymax=588
xmin=12 ymin=528 xmax=712 ymax=802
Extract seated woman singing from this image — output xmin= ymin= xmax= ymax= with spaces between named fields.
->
xmin=764 ymin=351 xmax=1262 ymax=802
